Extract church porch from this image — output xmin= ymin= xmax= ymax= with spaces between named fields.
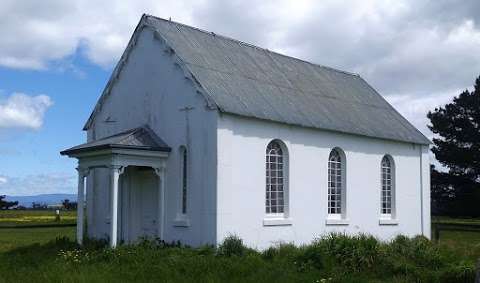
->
xmin=61 ymin=126 xmax=170 ymax=247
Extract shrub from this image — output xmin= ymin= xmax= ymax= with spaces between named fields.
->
xmin=217 ymin=235 xmax=247 ymax=257
xmin=317 ymin=233 xmax=380 ymax=272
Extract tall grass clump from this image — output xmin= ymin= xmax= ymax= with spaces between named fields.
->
xmin=317 ymin=233 xmax=381 ymax=272
xmin=217 ymin=235 xmax=249 ymax=257
xmin=388 ymin=235 xmax=443 ymax=267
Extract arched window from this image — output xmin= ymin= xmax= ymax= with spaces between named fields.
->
xmin=180 ymin=146 xmax=188 ymax=215
xmin=381 ymin=155 xmax=394 ymax=216
xmin=328 ymin=148 xmax=344 ymax=215
xmin=266 ymin=140 xmax=287 ymax=215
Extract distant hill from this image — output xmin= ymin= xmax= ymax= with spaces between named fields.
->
xmin=5 ymin=194 xmax=77 ymax=207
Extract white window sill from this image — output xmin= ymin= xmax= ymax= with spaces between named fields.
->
xmin=325 ymin=218 xmax=350 ymax=225
xmin=263 ymin=217 xmax=293 ymax=226
xmin=172 ymin=216 xmax=190 ymax=227
xmin=379 ymin=218 xmax=398 ymax=225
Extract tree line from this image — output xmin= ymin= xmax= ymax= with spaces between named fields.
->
xmin=0 ymin=195 xmax=77 ymax=210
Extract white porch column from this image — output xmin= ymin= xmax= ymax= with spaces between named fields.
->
xmin=76 ymin=167 xmax=89 ymax=245
xmin=110 ymin=166 xmax=124 ymax=248
xmin=154 ymin=166 xmax=166 ymax=240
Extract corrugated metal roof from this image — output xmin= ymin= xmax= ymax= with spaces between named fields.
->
xmin=61 ymin=126 xmax=171 ymax=155
xmin=143 ymin=15 xmax=430 ymax=145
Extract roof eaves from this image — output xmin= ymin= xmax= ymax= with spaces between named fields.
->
xmin=60 ymin=144 xmax=171 ymax=156
xmin=356 ymin=75 xmax=431 ymax=145
xmin=222 ymin=111 xmax=430 ymax=146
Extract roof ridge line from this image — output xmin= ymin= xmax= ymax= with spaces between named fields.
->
xmin=144 ymin=14 xmax=360 ymax=78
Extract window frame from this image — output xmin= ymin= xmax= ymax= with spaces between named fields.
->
xmin=179 ymin=146 xmax=188 ymax=216
xmin=380 ymin=155 xmax=396 ymax=220
xmin=265 ymin=140 xmax=289 ymax=220
xmin=173 ymin=146 xmax=191 ymax=227
xmin=327 ymin=148 xmax=347 ymax=221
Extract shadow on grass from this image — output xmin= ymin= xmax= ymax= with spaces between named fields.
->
xmin=2 ymin=237 xmax=77 ymax=270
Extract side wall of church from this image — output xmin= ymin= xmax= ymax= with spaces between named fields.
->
xmin=216 ymin=113 xmax=430 ymax=249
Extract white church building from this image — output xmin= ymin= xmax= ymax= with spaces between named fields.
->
xmin=61 ymin=14 xmax=431 ymax=249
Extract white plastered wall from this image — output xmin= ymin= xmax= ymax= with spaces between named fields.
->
xmin=216 ymin=113 xmax=430 ymax=249
xmin=84 ymin=27 xmax=218 ymax=246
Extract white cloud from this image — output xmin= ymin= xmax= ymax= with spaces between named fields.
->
xmin=385 ymin=90 xmax=461 ymax=140
xmin=1 ymin=0 xmax=479 ymax=135
xmin=0 ymin=93 xmax=53 ymax=130
xmin=0 ymin=0 xmax=193 ymax=69
xmin=0 ymin=173 xmax=75 ymax=196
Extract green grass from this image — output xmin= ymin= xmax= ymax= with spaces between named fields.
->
xmin=0 ymin=231 xmax=477 ymax=283
xmin=0 ymin=213 xmax=478 ymax=283
xmin=435 ymin=230 xmax=480 ymax=261
xmin=0 ymin=226 xmax=75 ymax=253
xmin=433 ymin=216 xmax=480 ymax=225
xmin=0 ymin=210 xmax=76 ymax=227
xmin=432 ymin=216 xmax=480 ymax=261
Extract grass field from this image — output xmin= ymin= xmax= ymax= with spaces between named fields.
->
xmin=0 ymin=211 xmax=478 ymax=283
xmin=0 ymin=210 xmax=76 ymax=227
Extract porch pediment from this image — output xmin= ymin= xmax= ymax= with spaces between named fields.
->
xmin=61 ymin=126 xmax=171 ymax=157
xmin=61 ymin=126 xmax=170 ymax=169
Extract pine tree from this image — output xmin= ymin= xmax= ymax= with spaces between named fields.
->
xmin=427 ymin=75 xmax=480 ymax=216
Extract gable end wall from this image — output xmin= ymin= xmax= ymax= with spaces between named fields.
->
xmin=85 ymin=27 xmax=218 ymax=246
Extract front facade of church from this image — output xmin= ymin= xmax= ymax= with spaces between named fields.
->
xmin=62 ymin=15 xmax=430 ymax=249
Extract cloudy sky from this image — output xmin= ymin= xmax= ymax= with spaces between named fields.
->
xmin=1 ymin=0 xmax=479 ymax=195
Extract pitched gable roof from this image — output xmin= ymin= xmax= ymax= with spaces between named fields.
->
xmin=85 ymin=14 xmax=430 ymax=145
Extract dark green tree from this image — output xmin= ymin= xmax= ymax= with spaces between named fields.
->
xmin=62 ymin=199 xmax=77 ymax=210
xmin=0 ymin=195 xmax=18 ymax=210
xmin=427 ymin=75 xmax=480 ymax=217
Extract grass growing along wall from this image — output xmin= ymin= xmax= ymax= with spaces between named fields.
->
xmin=0 ymin=233 xmax=478 ymax=283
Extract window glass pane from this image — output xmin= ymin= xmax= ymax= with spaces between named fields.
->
xmin=266 ymin=141 xmax=286 ymax=214
xmin=180 ymin=147 xmax=188 ymax=215
xmin=381 ymin=156 xmax=393 ymax=215
xmin=328 ymin=149 xmax=343 ymax=215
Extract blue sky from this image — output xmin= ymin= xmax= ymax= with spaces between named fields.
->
xmin=1 ymin=0 xmax=479 ymax=196
xmin=0 ymin=53 xmax=110 ymax=195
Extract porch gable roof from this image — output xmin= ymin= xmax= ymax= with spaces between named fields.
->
xmin=60 ymin=126 xmax=171 ymax=156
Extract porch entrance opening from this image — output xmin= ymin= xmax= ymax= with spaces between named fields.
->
xmin=120 ymin=166 xmax=159 ymax=243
